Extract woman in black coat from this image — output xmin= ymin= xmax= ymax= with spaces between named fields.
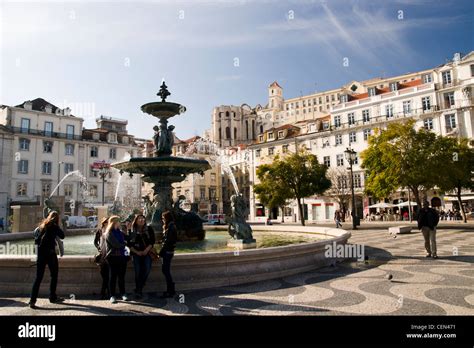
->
xmin=29 ymin=211 xmax=65 ymax=308
xmin=159 ymin=211 xmax=177 ymax=298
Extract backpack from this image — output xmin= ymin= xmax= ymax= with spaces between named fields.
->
xmin=33 ymin=227 xmax=45 ymax=246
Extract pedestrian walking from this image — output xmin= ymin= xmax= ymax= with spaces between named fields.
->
xmin=334 ymin=210 xmax=342 ymax=228
xmin=417 ymin=201 xmax=440 ymax=259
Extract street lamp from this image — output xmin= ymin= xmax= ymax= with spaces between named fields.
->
xmin=344 ymin=147 xmax=358 ymax=230
xmin=91 ymin=160 xmax=111 ymax=206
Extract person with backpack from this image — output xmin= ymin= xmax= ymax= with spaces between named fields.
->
xmin=29 ymin=211 xmax=65 ymax=309
xmin=105 ymin=215 xmax=129 ymax=304
xmin=159 ymin=211 xmax=177 ymax=298
xmin=417 ymin=200 xmax=440 ymax=259
xmin=94 ymin=217 xmax=110 ymax=299
xmin=128 ymin=214 xmax=155 ymax=299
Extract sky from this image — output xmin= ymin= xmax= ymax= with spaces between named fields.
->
xmin=1 ymin=0 xmax=473 ymax=141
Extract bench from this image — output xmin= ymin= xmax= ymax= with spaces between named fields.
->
xmin=388 ymin=226 xmax=412 ymax=235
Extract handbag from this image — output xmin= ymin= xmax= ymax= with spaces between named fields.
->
xmin=148 ymin=247 xmax=159 ymax=261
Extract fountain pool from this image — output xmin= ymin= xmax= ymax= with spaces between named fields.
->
xmin=1 ymin=230 xmax=323 ymax=255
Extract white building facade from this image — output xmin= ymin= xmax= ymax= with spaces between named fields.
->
xmin=248 ymin=52 xmax=474 ymax=223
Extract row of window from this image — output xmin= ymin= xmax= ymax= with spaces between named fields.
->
xmin=20 ymin=118 xmax=76 ymax=137
xmin=285 ymin=94 xmax=338 ymax=111
xmin=335 ymin=173 xmax=363 ymax=188
xmin=19 ymin=139 xmax=75 ymax=155
xmin=16 ymin=182 xmax=99 ymax=197
xmin=18 ymin=140 xmax=119 ymax=159
xmin=17 ymin=160 xmax=74 ymax=175
xmin=334 ymin=97 xmax=460 ymax=127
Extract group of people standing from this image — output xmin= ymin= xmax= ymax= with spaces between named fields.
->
xmin=94 ymin=211 xmax=177 ymax=303
xmin=28 ymin=210 xmax=178 ymax=308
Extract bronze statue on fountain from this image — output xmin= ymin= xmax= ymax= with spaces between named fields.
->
xmin=112 ymin=82 xmax=211 ymax=241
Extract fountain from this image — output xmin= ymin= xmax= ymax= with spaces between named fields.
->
xmin=111 ymin=82 xmax=211 ymax=241
xmin=184 ymin=137 xmax=255 ymax=248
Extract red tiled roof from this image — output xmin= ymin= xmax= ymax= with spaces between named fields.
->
xmin=269 ymin=81 xmax=282 ymax=88
xmin=350 ymin=79 xmax=423 ymax=101
xmin=183 ymin=135 xmax=200 ymax=144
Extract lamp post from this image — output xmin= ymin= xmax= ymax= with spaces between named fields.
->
xmin=92 ymin=161 xmax=110 ymax=206
xmin=344 ymin=147 xmax=358 ymax=230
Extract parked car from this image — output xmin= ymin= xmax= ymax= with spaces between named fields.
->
xmin=64 ymin=215 xmax=88 ymax=228
xmin=203 ymin=214 xmax=226 ymax=225
xmin=87 ymin=215 xmax=98 ymax=228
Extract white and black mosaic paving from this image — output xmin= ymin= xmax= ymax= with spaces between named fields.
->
xmin=1 ymin=227 xmax=473 ymax=316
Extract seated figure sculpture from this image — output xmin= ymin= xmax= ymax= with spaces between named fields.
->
xmin=228 ymin=194 xmax=254 ymax=243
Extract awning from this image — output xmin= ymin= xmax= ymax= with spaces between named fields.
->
xmin=443 ymin=196 xmax=474 ymax=201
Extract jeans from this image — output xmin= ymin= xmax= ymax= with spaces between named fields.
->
xmin=132 ymin=254 xmax=152 ymax=293
xmin=421 ymin=226 xmax=437 ymax=256
xmin=335 ymin=220 xmax=342 ymax=228
xmin=99 ymin=262 xmax=109 ymax=296
xmin=108 ymin=256 xmax=128 ymax=297
xmin=30 ymin=249 xmax=59 ymax=303
xmin=161 ymin=252 xmax=175 ymax=293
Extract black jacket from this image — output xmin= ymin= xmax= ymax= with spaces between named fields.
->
xmin=34 ymin=223 xmax=65 ymax=252
xmin=128 ymin=225 xmax=155 ymax=254
xmin=94 ymin=228 xmax=104 ymax=251
xmin=159 ymin=222 xmax=177 ymax=256
xmin=417 ymin=208 xmax=439 ymax=230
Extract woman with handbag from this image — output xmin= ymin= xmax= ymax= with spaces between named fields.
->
xmin=159 ymin=211 xmax=177 ymax=298
xmin=128 ymin=214 xmax=156 ymax=299
xmin=93 ymin=217 xmax=109 ymax=299
xmin=29 ymin=211 xmax=65 ymax=309
xmin=105 ymin=215 xmax=129 ymax=304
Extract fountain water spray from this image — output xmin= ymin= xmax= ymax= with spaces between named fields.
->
xmin=186 ymin=137 xmax=240 ymax=195
xmin=49 ymin=170 xmax=88 ymax=198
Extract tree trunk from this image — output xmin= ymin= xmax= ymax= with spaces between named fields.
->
xmin=280 ymin=206 xmax=285 ymax=223
xmin=412 ymin=187 xmax=421 ymax=220
xmin=297 ymin=198 xmax=305 ymax=226
xmin=457 ymin=184 xmax=467 ymax=223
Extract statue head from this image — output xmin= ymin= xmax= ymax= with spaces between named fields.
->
xmin=168 ymin=125 xmax=175 ymax=131
xmin=153 ymin=125 xmax=159 ymax=132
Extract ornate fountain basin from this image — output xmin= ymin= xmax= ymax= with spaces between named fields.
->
xmin=141 ymin=101 xmax=186 ymax=119
xmin=112 ymin=156 xmax=211 ymax=183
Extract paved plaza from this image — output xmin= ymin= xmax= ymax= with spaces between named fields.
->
xmin=1 ymin=223 xmax=473 ymax=316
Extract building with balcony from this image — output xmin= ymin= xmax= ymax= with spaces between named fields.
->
xmin=248 ymin=51 xmax=474 ymax=222
xmin=0 ymin=99 xmax=142 ymax=218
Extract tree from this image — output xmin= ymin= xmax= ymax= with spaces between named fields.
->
xmin=256 ymin=149 xmax=331 ymax=226
xmin=435 ymin=138 xmax=474 ymax=223
xmin=361 ymin=120 xmax=441 ymax=209
xmin=325 ymin=167 xmax=351 ymax=220
xmin=254 ymin=164 xmax=291 ymax=222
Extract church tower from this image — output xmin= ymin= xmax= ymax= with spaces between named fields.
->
xmin=268 ymin=81 xmax=283 ymax=111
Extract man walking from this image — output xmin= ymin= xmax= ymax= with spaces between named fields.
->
xmin=334 ymin=210 xmax=342 ymax=228
xmin=417 ymin=200 xmax=440 ymax=259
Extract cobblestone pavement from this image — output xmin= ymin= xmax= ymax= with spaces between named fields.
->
xmin=1 ymin=227 xmax=473 ymax=316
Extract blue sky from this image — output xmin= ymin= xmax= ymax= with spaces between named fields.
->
xmin=1 ymin=0 xmax=473 ymax=140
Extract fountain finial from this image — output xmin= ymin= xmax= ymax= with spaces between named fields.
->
xmin=157 ymin=81 xmax=171 ymax=102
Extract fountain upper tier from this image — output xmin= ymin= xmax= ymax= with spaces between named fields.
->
xmin=112 ymin=156 xmax=211 ymax=184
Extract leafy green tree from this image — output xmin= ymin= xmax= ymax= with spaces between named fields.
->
xmin=255 ymin=149 xmax=331 ymax=226
xmin=254 ymin=164 xmax=291 ymax=222
xmin=435 ymin=138 xmax=474 ymax=222
xmin=361 ymin=120 xmax=441 ymax=208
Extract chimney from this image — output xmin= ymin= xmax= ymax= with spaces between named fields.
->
xmin=24 ymin=101 xmax=33 ymax=111
xmin=44 ymin=104 xmax=53 ymax=113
